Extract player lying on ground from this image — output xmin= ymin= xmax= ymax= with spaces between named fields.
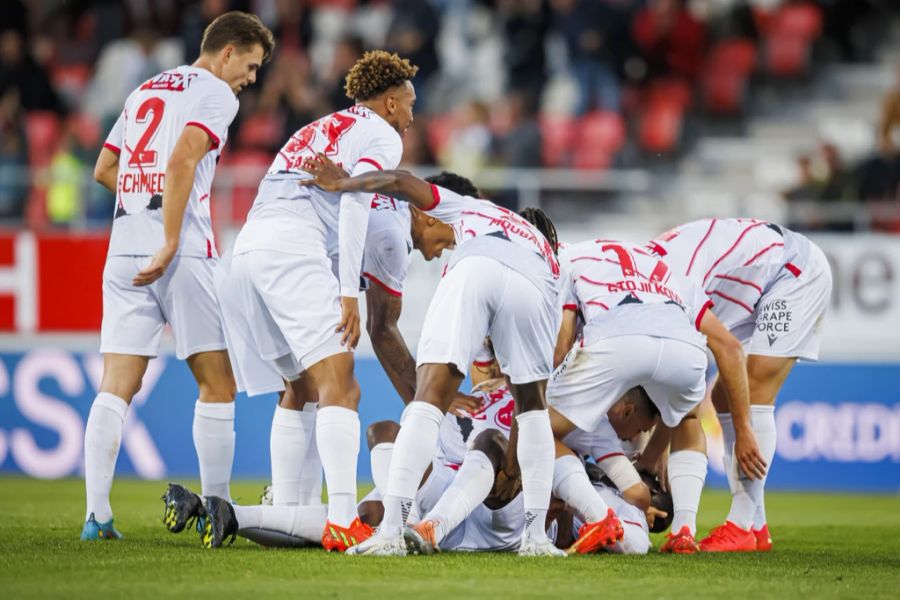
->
xmin=300 ymin=161 xmax=565 ymax=557
xmin=547 ymin=238 xmax=760 ymax=554
xmin=209 ymin=51 xmax=418 ymax=552
xmin=83 ymin=11 xmax=274 ymax=541
xmin=646 ymin=218 xmax=832 ymax=552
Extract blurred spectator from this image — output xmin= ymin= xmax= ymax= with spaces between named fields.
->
xmin=321 ymin=36 xmax=365 ymax=113
xmin=271 ymin=0 xmax=314 ymax=54
xmin=83 ymin=27 xmax=182 ymax=125
xmin=632 ymin=0 xmax=708 ymax=83
xmin=0 ymin=90 xmax=28 ymax=220
xmin=399 ymin=118 xmax=435 ymax=168
xmin=180 ymin=0 xmax=232 ymax=62
xmin=497 ymin=0 xmax=550 ymax=99
xmin=0 ymin=29 xmax=66 ymax=114
xmin=856 ymin=70 xmax=900 ymax=203
xmin=494 ymin=92 xmax=542 ymax=168
xmin=551 ymin=0 xmax=623 ymax=114
xmin=440 ymin=100 xmax=493 ymax=174
xmin=386 ymin=0 xmax=440 ymax=109
xmin=257 ymin=51 xmax=319 ymax=143
xmin=47 ymin=130 xmax=86 ymax=227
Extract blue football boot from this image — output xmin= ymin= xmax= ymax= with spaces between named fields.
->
xmin=80 ymin=513 xmax=124 ymax=541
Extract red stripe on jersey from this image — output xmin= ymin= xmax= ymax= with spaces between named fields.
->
xmin=103 ymin=142 xmax=121 ymax=154
xmin=785 ymin=262 xmax=802 ymax=277
xmin=647 ymin=241 xmax=667 ymax=256
xmin=571 ymin=256 xmax=603 ymax=263
xmin=186 ymin=121 xmax=220 ymax=150
xmin=742 ymin=242 xmax=783 ymax=267
xmin=586 ymin=300 xmax=610 ymax=310
xmin=579 ymin=275 xmax=616 ymax=287
xmin=595 ymin=452 xmax=626 ymax=462
xmin=562 ymin=303 xmax=578 ymax=312
xmin=686 ymin=219 xmax=717 ymax=276
xmin=363 ymin=272 xmax=402 ymax=297
xmin=649 ymin=261 xmax=669 ymax=283
xmin=702 ymin=222 xmax=765 ymax=285
xmin=695 ymin=299 xmax=713 ymax=330
xmin=357 ymin=157 xmax=383 ymax=170
xmin=472 ymin=360 xmax=494 ymax=367
xmin=714 ymin=273 xmax=762 ymax=293
xmin=206 ymin=239 xmax=212 ymax=258
xmin=623 ymin=520 xmax=644 ymax=529
xmin=425 ymin=183 xmax=441 ymax=211
xmin=709 ymin=290 xmax=753 ymax=313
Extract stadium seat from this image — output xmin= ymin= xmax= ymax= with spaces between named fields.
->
xmin=645 ymin=78 xmax=693 ymax=112
xmin=236 ymin=111 xmax=285 ymax=150
xmin=25 ymin=111 xmax=62 ymax=166
xmin=638 ymin=98 xmax=683 ymax=154
xmin=217 ymin=150 xmax=271 ymax=223
xmin=763 ymin=2 xmax=823 ymax=79
xmin=702 ymin=40 xmax=757 ymax=115
xmin=572 ymin=111 xmax=626 ymax=170
xmin=425 ymin=113 xmax=457 ymax=159
xmin=51 ymin=63 xmax=92 ymax=105
xmin=538 ymin=114 xmax=576 ymax=168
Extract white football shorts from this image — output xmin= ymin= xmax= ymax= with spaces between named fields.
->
xmin=547 ymin=334 xmax=708 ymax=431
xmin=100 ymin=255 xmax=226 ymax=360
xmin=417 ymin=255 xmax=559 ymax=384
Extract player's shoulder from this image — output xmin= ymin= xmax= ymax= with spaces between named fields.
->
xmin=343 ymin=105 xmax=401 ymax=143
xmin=368 ymin=196 xmax=410 ymax=232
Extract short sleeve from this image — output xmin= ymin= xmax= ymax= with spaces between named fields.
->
xmin=671 ymin=274 xmax=713 ymax=331
xmin=186 ymin=83 xmax=239 ymax=150
xmin=560 ymin=261 xmax=578 ymax=312
xmin=353 ymin=128 xmax=403 ymax=174
xmin=362 ymin=209 xmax=410 ymax=296
xmin=103 ymin=110 xmax=125 ymax=154
xmin=423 ymin=184 xmax=479 ymax=226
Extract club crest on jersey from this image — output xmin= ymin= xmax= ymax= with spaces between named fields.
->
xmin=371 ymin=194 xmax=397 ymax=211
xmin=140 ymin=71 xmax=198 ymax=92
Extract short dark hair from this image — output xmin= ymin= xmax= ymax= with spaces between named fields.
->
xmin=200 ymin=11 xmax=275 ymax=63
xmin=425 ymin=171 xmax=480 ymax=198
xmin=626 ymin=386 xmax=660 ymax=421
xmin=345 ymin=50 xmax=418 ymax=101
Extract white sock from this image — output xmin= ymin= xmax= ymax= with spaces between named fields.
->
xmin=370 ymin=442 xmax=394 ymax=496
xmin=516 ymin=410 xmax=555 ymax=540
xmin=297 ymin=403 xmax=323 ymax=505
xmin=193 ymin=400 xmax=235 ymax=500
xmin=668 ymin=450 xmax=707 ymax=536
xmin=424 ymin=450 xmax=495 ymax=544
xmin=725 ymin=406 xmax=776 ymax=530
xmin=269 ymin=405 xmax=313 ymax=505
xmin=718 ymin=413 xmax=739 ymax=496
xmin=233 ymin=503 xmax=327 ymax=541
xmin=381 ymin=402 xmax=443 ymax=536
xmin=754 ymin=495 xmax=767 ymax=530
xmin=315 ymin=406 xmax=360 ymax=527
xmin=84 ymin=393 xmax=128 ymax=521
xmin=551 ymin=454 xmax=609 ymax=523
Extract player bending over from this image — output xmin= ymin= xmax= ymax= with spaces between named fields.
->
xmin=83 ymin=12 xmax=273 ymax=541
xmin=548 ymin=239 xmax=758 ymax=554
xmin=647 ymin=218 xmax=832 ymax=552
xmin=301 ymin=161 xmax=564 ymax=557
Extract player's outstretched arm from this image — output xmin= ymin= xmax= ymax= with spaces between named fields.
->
xmin=554 ymin=309 xmax=578 ymax=369
xmin=93 ymin=147 xmax=119 ymax=193
xmin=301 ymin=153 xmax=435 ymax=210
xmin=133 ymin=126 xmax=210 ymax=287
xmin=366 ymin=284 xmax=416 ymax=405
xmin=700 ymin=311 xmax=767 ymax=480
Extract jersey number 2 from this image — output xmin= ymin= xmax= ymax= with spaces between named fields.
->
xmin=129 ymin=97 xmax=165 ymax=168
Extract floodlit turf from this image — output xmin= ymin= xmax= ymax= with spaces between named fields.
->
xmin=1 ymin=478 xmax=898 ymax=599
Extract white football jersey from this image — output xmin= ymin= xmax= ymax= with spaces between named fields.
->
xmin=559 ymin=239 xmax=712 ymax=347
xmin=361 ymin=195 xmax=412 ymax=296
xmin=647 ymin=218 xmax=813 ymax=331
xmin=437 ymin=381 xmax=515 ymax=465
xmin=426 ymin=185 xmax=561 ymax=303
xmin=104 ymin=66 xmax=238 ymax=258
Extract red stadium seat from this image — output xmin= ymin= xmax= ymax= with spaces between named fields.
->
xmin=25 ymin=111 xmax=62 ymax=166
xmin=572 ymin=111 xmax=626 ymax=170
xmin=638 ymin=98 xmax=683 ymax=154
xmin=765 ymin=34 xmax=811 ymax=78
xmin=538 ymin=114 xmax=576 ymax=167
xmin=236 ymin=111 xmax=284 ymax=150
xmin=646 ymin=78 xmax=693 ymax=112
xmin=774 ymin=2 xmax=823 ymax=39
xmin=702 ymin=40 xmax=756 ymax=115
xmin=51 ymin=63 xmax=92 ymax=103
xmin=709 ymin=39 xmax=757 ymax=76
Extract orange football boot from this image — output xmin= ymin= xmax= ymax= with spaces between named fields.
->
xmin=321 ymin=517 xmax=374 ymax=552
xmin=659 ymin=525 xmax=700 ymax=554
xmin=753 ymin=524 xmax=773 ymax=552
xmin=699 ymin=521 xmax=757 ymax=552
xmin=567 ymin=508 xmax=624 ymax=555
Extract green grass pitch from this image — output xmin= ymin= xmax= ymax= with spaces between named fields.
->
xmin=1 ymin=478 xmax=898 ymax=599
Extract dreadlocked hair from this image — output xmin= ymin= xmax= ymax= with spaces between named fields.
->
xmin=519 ymin=207 xmax=559 ymax=255
xmin=424 ymin=171 xmax=480 ymax=198
xmin=345 ymin=50 xmax=418 ymax=101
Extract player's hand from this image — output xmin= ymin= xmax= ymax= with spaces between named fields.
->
xmin=449 ymin=392 xmax=481 ymax=417
xmin=133 ymin=243 xmax=177 ymax=287
xmin=336 ymin=296 xmax=361 ymax=348
xmin=299 ymin=153 xmax=350 ymax=192
xmin=645 ymin=506 xmax=668 ymax=530
xmin=636 ymin=448 xmax=669 ymax=492
xmin=734 ymin=428 xmax=768 ymax=480
xmin=491 ymin=468 xmax=521 ymax=502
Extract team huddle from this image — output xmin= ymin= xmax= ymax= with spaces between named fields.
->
xmin=80 ymin=12 xmax=833 ymax=557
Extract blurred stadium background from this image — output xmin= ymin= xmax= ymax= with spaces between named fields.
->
xmin=0 ymin=0 xmax=897 ymax=493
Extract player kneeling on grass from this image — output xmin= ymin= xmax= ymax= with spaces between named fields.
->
xmin=548 ymin=239 xmax=762 ymax=554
